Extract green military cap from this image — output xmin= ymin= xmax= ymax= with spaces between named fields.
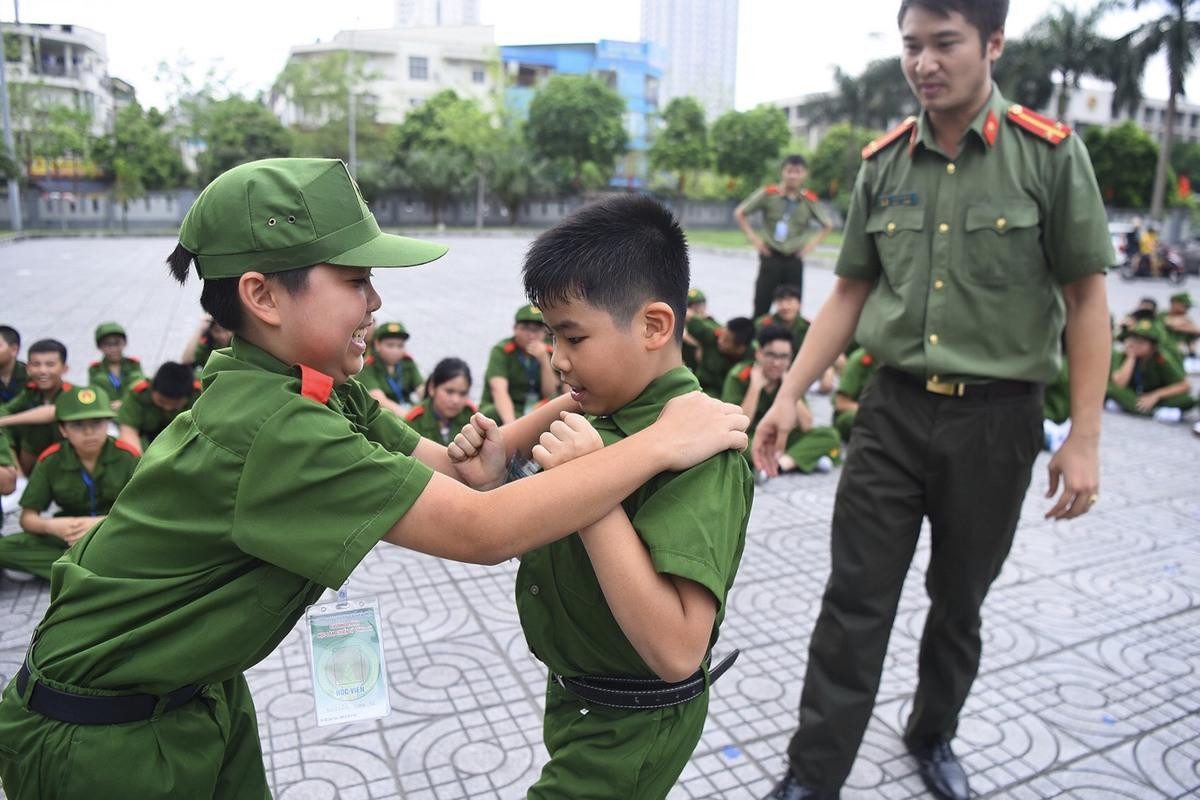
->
xmin=178 ymin=158 xmax=448 ymax=279
xmin=515 ymin=304 xmax=544 ymax=323
xmin=56 ymin=386 xmax=116 ymax=421
xmin=376 ymin=321 xmax=409 ymax=340
xmin=687 ymin=288 xmax=707 ymax=304
xmin=94 ymin=322 xmax=127 ymax=343
xmin=1170 ymin=291 xmax=1193 ymax=308
xmin=1119 ymin=318 xmax=1160 ymax=343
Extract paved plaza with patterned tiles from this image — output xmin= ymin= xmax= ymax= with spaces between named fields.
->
xmin=1 ymin=233 xmax=1198 ymax=799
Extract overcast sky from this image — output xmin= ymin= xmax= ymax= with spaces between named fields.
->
xmin=1 ymin=0 xmax=1184 ymax=113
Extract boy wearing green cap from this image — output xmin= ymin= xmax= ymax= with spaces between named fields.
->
xmin=1161 ymin=292 xmax=1199 ymax=363
xmin=479 ymin=304 xmax=559 ymax=424
xmin=87 ymin=323 xmax=144 ymax=405
xmin=1107 ymin=317 xmax=1196 ymax=422
xmin=0 ymin=157 xmax=748 ymax=799
xmin=0 ymin=386 xmax=140 ymax=581
xmin=357 ymin=320 xmax=423 ymax=414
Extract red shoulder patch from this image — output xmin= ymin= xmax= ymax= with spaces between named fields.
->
xmin=503 ymin=342 xmax=517 ymax=354
xmin=131 ymin=379 xmax=151 ymax=394
xmin=764 ymin=184 xmax=780 ymax=195
xmin=861 ymin=354 xmax=874 ymax=366
xmin=545 ymin=344 xmax=554 ymax=354
xmin=192 ymin=380 xmax=202 ymax=392
xmin=298 ymin=364 xmax=334 ymax=405
xmin=61 ymin=382 xmax=73 ymax=391
xmin=405 ymin=405 xmax=426 ymax=422
xmin=37 ymin=443 xmax=62 ymax=462
xmin=738 ymin=365 xmax=752 ymax=382
xmin=862 ymin=116 xmax=918 ymax=160
xmin=715 ymin=327 xmax=726 ymax=338
xmin=25 ymin=380 xmax=36 ymax=389
xmin=364 ymin=354 xmax=375 ymax=365
xmin=1006 ymin=105 xmax=1070 ymax=145
xmin=802 ymin=189 xmax=819 ymax=202
xmin=114 ymin=439 xmax=141 ymax=457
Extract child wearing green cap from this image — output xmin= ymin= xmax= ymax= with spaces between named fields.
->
xmin=0 ymin=157 xmax=748 ymax=799
xmin=1107 ymin=315 xmax=1197 ymax=422
xmin=86 ymin=322 xmax=144 ymax=406
xmin=357 ymin=320 xmax=423 ymax=413
xmin=0 ymin=386 xmax=139 ymax=581
xmin=479 ymin=304 xmax=560 ymax=424
xmin=1161 ymin=292 xmax=1200 ymax=366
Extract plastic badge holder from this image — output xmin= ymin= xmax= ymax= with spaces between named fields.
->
xmin=306 ymin=589 xmax=391 ymax=726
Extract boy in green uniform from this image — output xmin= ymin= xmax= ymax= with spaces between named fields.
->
xmin=479 ymin=304 xmax=559 ymax=424
xmin=86 ymin=323 xmax=145 ymax=405
xmin=0 ymin=340 xmax=72 ymax=476
xmin=682 ymin=288 xmax=713 ymax=370
xmin=405 ymin=358 xmax=476 ymax=445
xmin=181 ymin=315 xmax=234 ymax=375
xmin=724 ymin=326 xmax=841 ymax=475
xmin=832 ymin=348 xmax=880 ymax=441
xmin=1161 ymin=292 xmax=1199 ymax=365
xmin=117 ymin=362 xmax=201 ymax=451
xmin=755 ymin=285 xmax=837 ymax=393
xmin=1106 ymin=318 xmax=1195 ymax=422
xmin=0 ymin=158 xmax=748 ymax=800
xmin=0 ymin=386 xmax=140 ymax=581
xmin=0 ymin=326 xmax=26 ymax=404
xmin=357 ymin=320 xmax=423 ymax=414
xmin=511 ymin=194 xmax=752 ymax=799
xmin=691 ymin=315 xmax=755 ymax=397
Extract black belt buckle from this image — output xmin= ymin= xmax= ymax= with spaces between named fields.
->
xmin=555 ymin=649 xmax=740 ymax=710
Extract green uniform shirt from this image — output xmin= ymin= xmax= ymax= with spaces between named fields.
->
xmin=404 ymin=397 xmax=475 ymax=445
xmin=87 ymin=358 xmax=145 ymax=398
xmin=837 ymin=349 xmax=880 ymax=401
xmin=740 ymin=185 xmax=832 ymax=255
xmin=687 ymin=317 xmax=743 ymax=397
xmin=683 ymin=314 xmax=719 ymax=370
xmin=480 ymin=338 xmax=553 ymax=413
xmin=0 ymin=381 xmax=70 ymax=458
xmin=836 ymin=85 xmax=1113 ymax=384
xmin=720 ymin=362 xmax=806 ymax=439
xmin=26 ymin=336 xmax=435 ymax=695
xmin=117 ymin=378 xmax=201 ymax=449
xmin=754 ymin=312 xmax=811 ymax=354
xmin=1110 ymin=347 xmax=1186 ymax=394
xmin=0 ymin=360 xmax=27 ymax=404
xmin=357 ymin=354 xmax=423 ymax=405
xmin=1158 ymin=311 xmax=1197 ymax=352
xmin=19 ymin=437 xmax=139 ymax=518
xmin=516 ymin=366 xmax=752 ymax=679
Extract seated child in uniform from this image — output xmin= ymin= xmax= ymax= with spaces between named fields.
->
xmin=0 ymin=325 xmax=26 ymax=404
xmin=87 ymin=322 xmax=145 ymax=409
xmin=0 ymin=158 xmax=748 ymax=800
xmin=0 ymin=339 xmax=72 ymax=476
xmin=1042 ymin=333 xmax=1072 ymax=453
xmin=833 ymin=347 xmax=879 ymax=442
xmin=0 ymin=386 xmax=139 ymax=582
xmin=1107 ymin=316 xmax=1196 ymax=423
xmin=682 ymin=287 xmax=714 ymax=370
xmin=500 ymin=194 xmax=753 ymax=799
xmin=357 ymin=320 xmax=423 ymax=414
xmin=723 ymin=325 xmax=841 ymax=477
xmin=405 ymin=357 xmax=475 ymax=445
xmin=479 ymin=304 xmax=558 ymax=424
xmin=117 ymin=361 xmax=201 ymax=451
xmin=182 ymin=314 xmax=234 ymax=374
xmin=1161 ymin=291 xmax=1200 ymax=365
xmin=755 ymin=284 xmax=836 ymax=393
xmin=691 ymin=315 xmax=755 ymax=397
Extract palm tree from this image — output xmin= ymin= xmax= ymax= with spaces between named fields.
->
xmin=1034 ymin=2 xmax=1118 ymax=118
xmin=1109 ymin=0 xmax=1200 ymax=219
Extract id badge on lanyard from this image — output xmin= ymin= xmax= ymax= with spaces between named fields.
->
xmin=306 ymin=584 xmax=391 ymax=726
xmin=775 ymin=199 xmax=796 ymax=242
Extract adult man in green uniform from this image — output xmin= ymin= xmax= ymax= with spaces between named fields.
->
xmin=1106 ymin=318 xmax=1195 ymax=422
xmin=735 ymin=155 xmax=834 ymax=317
xmin=0 ymin=326 xmax=26 ymax=404
xmin=357 ymin=320 xmax=423 ymax=414
xmin=690 ymin=316 xmax=755 ymax=397
xmin=479 ymin=304 xmax=559 ymax=424
xmin=0 ymin=340 xmax=73 ymax=476
xmin=754 ymin=3 xmax=1113 ymax=799
xmin=117 ymin=362 xmax=201 ymax=451
xmin=0 ymin=386 xmax=139 ymax=580
xmin=86 ymin=323 xmax=145 ymax=404
xmin=832 ymin=348 xmax=880 ymax=441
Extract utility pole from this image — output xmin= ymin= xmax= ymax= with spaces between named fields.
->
xmin=0 ymin=16 xmax=23 ymax=231
xmin=346 ymin=30 xmax=357 ymax=178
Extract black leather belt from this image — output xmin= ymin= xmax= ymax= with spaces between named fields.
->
xmin=881 ymin=366 xmax=1040 ymax=401
xmin=16 ymin=661 xmax=205 ymax=725
xmin=553 ymin=650 xmax=739 ymax=710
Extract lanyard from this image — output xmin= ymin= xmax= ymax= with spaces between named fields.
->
xmin=517 ymin=352 xmax=539 ymax=393
xmin=79 ymin=469 xmax=97 ymax=517
xmin=384 ymin=369 xmax=406 ymax=401
xmin=107 ymin=370 xmax=122 ymax=392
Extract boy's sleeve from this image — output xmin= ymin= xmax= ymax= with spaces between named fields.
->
xmin=484 ymin=344 xmax=507 ymax=380
xmin=232 ymin=396 xmax=434 ymax=589
xmin=837 ymin=352 xmax=866 ymax=399
xmin=405 ymin=360 xmax=424 ymax=392
xmin=686 ymin=316 xmax=717 ymax=347
xmin=810 ymin=196 xmax=832 ymax=228
xmin=18 ymin=460 xmax=52 ymax=512
xmin=116 ymin=394 xmax=143 ymax=428
xmin=343 ymin=379 xmax=423 ymax=454
xmin=355 ymin=362 xmax=382 ymax=392
xmin=630 ymin=455 xmax=750 ymax=613
xmin=738 ymin=187 xmax=766 ymax=215
xmin=720 ymin=367 xmax=747 ymax=405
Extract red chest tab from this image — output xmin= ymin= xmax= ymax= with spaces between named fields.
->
xmin=37 ymin=443 xmax=62 ymax=462
xmin=738 ymin=365 xmax=752 ymax=382
xmin=405 ymin=405 xmax=426 ymax=422
xmin=862 ymin=117 xmax=917 ymax=160
xmin=131 ymin=379 xmax=151 ymax=394
xmin=802 ymin=189 xmax=818 ymax=202
xmin=61 ymin=382 xmax=73 ymax=392
xmin=764 ymin=184 xmax=781 ymax=195
xmin=1006 ymin=105 xmax=1070 ymax=145
xmin=298 ymin=365 xmax=334 ymax=405
xmin=861 ymin=354 xmax=875 ymax=366
xmin=114 ymin=439 xmax=142 ymax=457
xmin=503 ymin=341 xmax=517 ymax=354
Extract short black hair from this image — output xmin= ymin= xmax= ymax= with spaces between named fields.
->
xmin=425 ymin=357 xmax=472 ymax=396
xmin=1138 ymin=297 xmax=1158 ymax=310
xmin=725 ymin=317 xmax=755 ymax=347
xmin=773 ymin=284 xmax=803 ymax=302
xmin=152 ymin=362 xmax=196 ymax=398
xmin=167 ymin=243 xmax=313 ymax=333
xmin=0 ymin=325 xmax=19 ymax=349
xmin=28 ymin=338 xmax=66 ymax=363
xmin=523 ymin=195 xmax=690 ymax=343
xmin=1130 ymin=308 xmax=1157 ymax=323
xmin=897 ymin=0 xmax=1008 ymax=46
xmin=782 ymin=154 xmax=808 ymax=169
xmin=757 ymin=324 xmax=794 ymax=351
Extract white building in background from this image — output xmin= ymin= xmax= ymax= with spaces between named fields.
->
xmin=1045 ymin=82 xmax=1200 ymax=145
xmin=274 ymin=25 xmax=498 ymax=127
xmin=395 ymin=0 xmax=480 ymax=28
xmin=640 ymin=0 xmax=737 ymax=121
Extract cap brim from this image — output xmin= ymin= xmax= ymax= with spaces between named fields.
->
xmin=325 ymin=231 xmax=448 ymax=269
xmin=60 ymin=410 xmax=116 ymax=422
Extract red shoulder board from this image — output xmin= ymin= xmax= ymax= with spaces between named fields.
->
xmin=1006 ymin=105 xmax=1070 ymax=146
xmin=131 ymin=379 xmax=151 ymax=394
xmin=298 ymin=364 xmax=334 ymax=405
xmin=192 ymin=380 xmax=202 ymax=392
xmin=862 ymin=117 xmax=917 ymax=160
xmin=503 ymin=342 xmax=517 ymax=354
xmin=802 ymin=189 xmax=818 ymax=202
xmin=738 ymin=365 xmax=752 ymax=382
xmin=61 ymin=382 xmax=73 ymax=391
xmin=114 ymin=439 xmax=141 ymax=457
xmin=764 ymin=184 xmax=780 ymax=195
xmin=715 ymin=327 xmax=726 ymax=338
xmin=37 ymin=443 xmax=62 ymax=462
xmin=761 ymin=315 xmax=775 ymax=326
xmin=405 ymin=405 xmax=426 ymax=422
xmin=25 ymin=380 xmax=36 ymax=389
xmin=861 ymin=354 xmax=874 ymax=366
xmin=364 ymin=354 xmax=375 ymax=365
xmin=546 ymin=344 xmax=554 ymax=354
xmin=89 ymin=360 xmax=101 ymax=368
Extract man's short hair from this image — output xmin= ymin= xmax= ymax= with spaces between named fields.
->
xmin=757 ymin=324 xmax=794 ymax=351
xmin=0 ymin=325 xmax=19 ymax=349
xmin=152 ymin=361 xmax=196 ymax=398
xmin=28 ymin=338 xmax=66 ymax=363
xmin=773 ymin=284 xmax=803 ymax=302
xmin=523 ymin=194 xmax=690 ymax=342
xmin=782 ymin=154 xmax=808 ymax=169
xmin=897 ymin=0 xmax=1009 ymax=45
xmin=724 ymin=317 xmax=756 ymax=347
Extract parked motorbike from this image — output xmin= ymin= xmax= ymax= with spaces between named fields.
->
xmin=1120 ymin=245 xmax=1187 ymax=285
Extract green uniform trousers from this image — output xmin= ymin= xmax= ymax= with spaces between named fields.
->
xmin=528 ymin=677 xmax=707 ymax=799
xmin=833 ymin=410 xmax=856 ymax=442
xmin=0 ymin=671 xmax=269 ymax=799
xmin=784 ymin=426 xmax=842 ymax=473
xmin=1105 ymin=385 xmax=1196 ymax=415
xmin=754 ymin=250 xmax=804 ymax=318
xmin=0 ymin=533 xmax=68 ymax=580
xmin=787 ymin=368 xmax=1043 ymax=790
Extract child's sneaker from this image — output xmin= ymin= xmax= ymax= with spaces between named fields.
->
xmin=1153 ymin=406 xmax=1182 ymax=424
xmin=754 ymin=469 xmax=769 ymax=486
xmin=1104 ymin=399 xmax=1121 ymax=413
xmin=3 ymin=569 xmax=35 ymax=583
xmin=814 ymin=455 xmax=834 ymax=474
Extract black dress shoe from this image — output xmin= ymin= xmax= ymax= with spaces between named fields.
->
xmin=907 ymin=738 xmax=970 ymax=800
xmin=761 ymin=771 xmax=840 ymax=800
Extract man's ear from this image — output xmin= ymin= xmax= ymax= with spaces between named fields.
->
xmin=986 ymin=27 xmax=1005 ymax=62
xmin=238 ymin=272 xmax=282 ymax=329
xmin=642 ymin=301 xmax=677 ymax=351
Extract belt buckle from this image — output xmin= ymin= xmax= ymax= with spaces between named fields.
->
xmin=925 ymin=378 xmax=965 ymax=397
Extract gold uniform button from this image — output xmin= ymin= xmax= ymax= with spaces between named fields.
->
xmin=931 ymin=374 xmax=940 ymax=382
xmin=946 ymin=163 xmax=956 ymax=175
xmin=934 ymin=279 xmax=945 ymax=289
xmin=996 ymin=217 xmax=1007 ymax=229
xmin=929 ymin=334 xmax=939 ymax=345
xmin=938 ymin=223 xmax=949 ymax=234
xmin=886 ymin=222 xmax=896 ymax=234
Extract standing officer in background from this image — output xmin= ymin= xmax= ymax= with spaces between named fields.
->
xmin=735 ymin=155 xmax=834 ymax=317
xmin=755 ymin=2 xmax=1113 ymax=799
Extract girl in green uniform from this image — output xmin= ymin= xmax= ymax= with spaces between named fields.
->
xmin=405 ymin=358 xmax=476 ymax=445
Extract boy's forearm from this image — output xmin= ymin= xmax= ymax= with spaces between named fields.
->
xmin=489 ymin=379 xmax=517 ymax=424
xmin=19 ymin=510 xmax=49 ymax=535
xmin=498 ymin=393 xmax=576 ymax=459
xmin=0 ymin=405 xmax=56 ymax=427
xmin=778 ymin=278 xmax=873 ymax=405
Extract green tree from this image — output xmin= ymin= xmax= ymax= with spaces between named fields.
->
xmin=993 ymin=36 xmax=1057 ymax=110
xmin=94 ymin=103 xmax=188 ymax=191
xmin=648 ymin=97 xmax=709 ymax=193
xmin=1084 ymin=121 xmax=1161 ymax=207
xmin=525 ymin=75 xmax=627 ymax=186
xmin=711 ymin=105 xmax=790 ymax=189
xmin=808 ymin=123 xmax=880 ymax=213
xmin=1171 ymin=140 xmax=1200 ymax=185
xmin=397 ymin=148 xmax=473 ymax=225
xmin=487 ymin=127 xmax=553 ymax=225
xmin=1028 ymin=2 xmax=1117 ymax=118
xmin=194 ymin=96 xmax=291 ymax=185
xmin=800 ymin=59 xmax=915 ymax=130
